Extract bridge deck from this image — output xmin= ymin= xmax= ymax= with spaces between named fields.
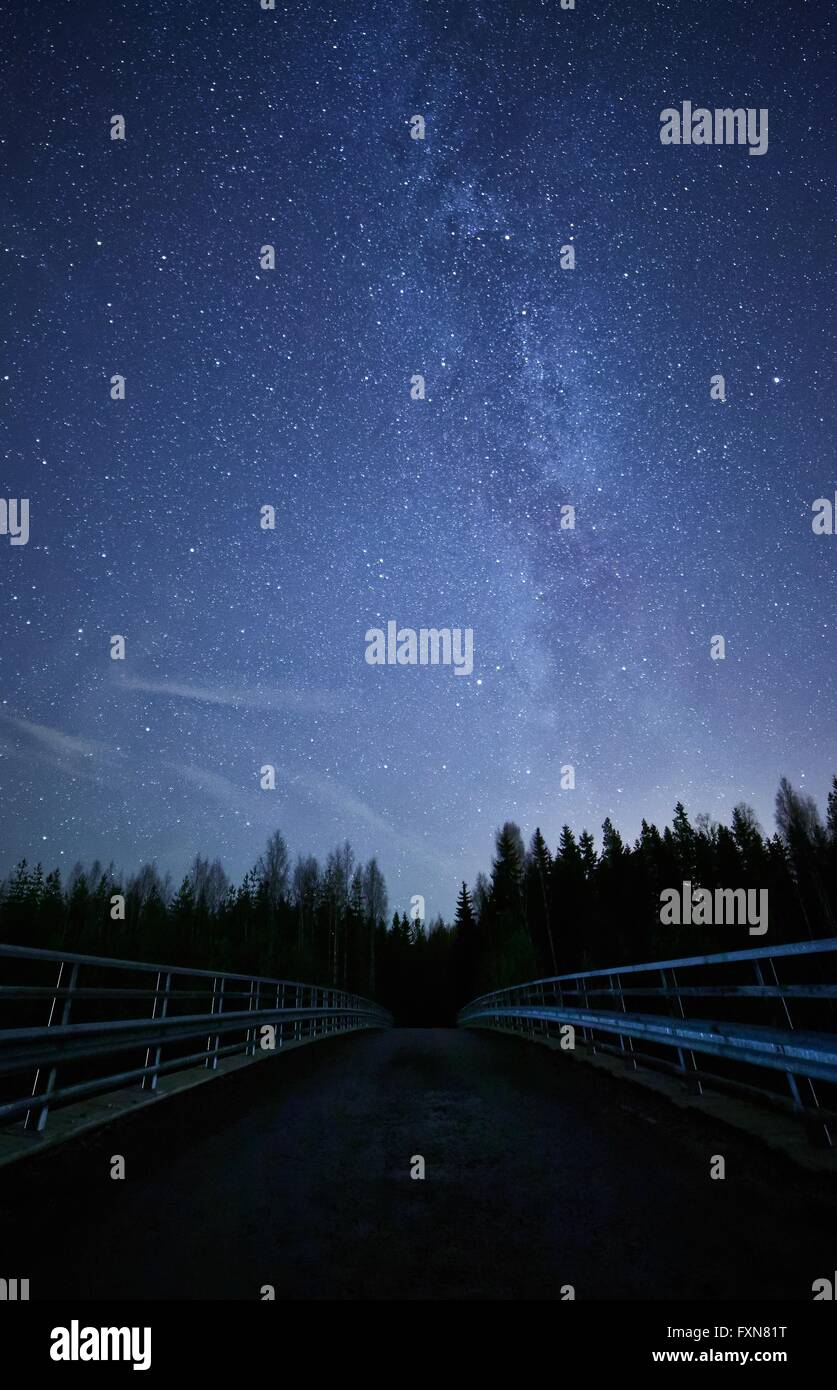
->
xmin=1 ymin=1027 xmax=834 ymax=1300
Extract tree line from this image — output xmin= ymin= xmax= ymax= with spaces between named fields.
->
xmin=1 ymin=775 xmax=835 ymax=1024
xmin=0 ymin=833 xmax=388 ymax=1002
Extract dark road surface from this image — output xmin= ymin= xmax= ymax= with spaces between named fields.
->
xmin=2 ymin=1028 xmax=835 ymax=1300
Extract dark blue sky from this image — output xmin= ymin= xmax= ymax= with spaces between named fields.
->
xmin=1 ymin=0 xmax=835 ymax=918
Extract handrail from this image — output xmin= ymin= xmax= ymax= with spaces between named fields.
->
xmin=0 ymin=941 xmax=326 ymax=988
xmin=458 ymin=937 xmax=837 ymax=1143
xmin=463 ymin=936 xmax=837 ymax=1006
xmin=0 ymin=943 xmax=392 ymax=1133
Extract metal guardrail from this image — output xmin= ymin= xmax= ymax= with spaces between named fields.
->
xmin=458 ymin=937 xmax=837 ymax=1143
xmin=0 ymin=943 xmax=392 ymax=1133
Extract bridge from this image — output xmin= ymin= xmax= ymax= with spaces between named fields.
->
xmin=0 ymin=939 xmax=835 ymax=1300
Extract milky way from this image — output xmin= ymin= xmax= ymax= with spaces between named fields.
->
xmin=1 ymin=0 xmax=835 ymax=918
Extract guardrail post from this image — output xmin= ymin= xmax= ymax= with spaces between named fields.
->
xmin=765 ymin=957 xmax=832 ymax=1146
xmin=669 ymin=967 xmax=702 ymax=1095
xmin=613 ymin=972 xmax=636 ymax=1068
xmin=609 ymin=973 xmax=624 ymax=1055
xmin=205 ymin=976 xmax=225 ymax=1069
xmin=25 ymin=959 xmax=79 ymax=1133
xmin=625 ymin=976 xmax=637 ymax=1068
xmin=245 ymin=979 xmax=258 ymax=1056
xmin=143 ymin=970 xmax=172 ymax=1091
xmin=661 ymin=967 xmax=688 ymax=1085
xmin=582 ymin=972 xmax=595 ymax=1053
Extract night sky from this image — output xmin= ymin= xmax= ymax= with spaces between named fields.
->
xmin=1 ymin=0 xmax=835 ymax=920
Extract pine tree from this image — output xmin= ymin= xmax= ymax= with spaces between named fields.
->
xmin=451 ymin=882 xmax=478 ymax=1005
xmin=526 ymin=829 xmax=556 ymax=973
xmin=826 ymin=776 xmax=837 ymax=844
xmin=557 ymin=825 xmax=583 ymax=870
xmin=454 ymin=881 xmax=476 ymax=932
xmin=671 ymin=802 xmax=696 ymax=878
xmin=578 ymin=830 xmax=598 ymax=878
xmin=491 ymin=823 xmax=526 ymax=911
xmin=601 ymin=817 xmax=624 ymax=863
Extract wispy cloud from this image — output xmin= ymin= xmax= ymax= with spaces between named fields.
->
xmin=300 ymin=771 xmax=463 ymax=879
xmin=114 ymin=675 xmax=339 ymax=715
xmin=174 ymin=760 xmax=462 ymax=879
xmin=174 ymin=761 xmax=272 ymax=818
xmin=0 ymin=712 xmax=116 ymax=783
xmin=301 ymin=772 xmax=397 ymax=838
xmin=0 ymin=713 xmax=110 ymax=760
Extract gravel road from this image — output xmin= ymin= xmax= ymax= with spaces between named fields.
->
xmin=1 ymin=1027 xmax=834 ymax=1300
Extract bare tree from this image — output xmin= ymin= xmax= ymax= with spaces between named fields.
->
xmin=362 ymin=857 xmax=388 ymax=993
xmin=361 ymin=856 xmax=387 ymax=925
xmin=129 ymin=862 xmax=166 ymax=908
xmin=472 ymin=871 xmax=491 ymax=923
xmin=291 ymin=853 xmax=320 ymax=957
xmin=324 ymin=841 xmax=354 ymax=985
xmin=775 ymin=778 xmax=826 ymax=848
xmin=190 ymin=854 xmax=229 ymax=914
xmin=775 ymin=777 xmax=832 ymax=933
xmin=254 ymin=830 xmax=290 ymax=911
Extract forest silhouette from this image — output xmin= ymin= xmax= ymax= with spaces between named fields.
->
xmin=2 ymin=775 xmax=835 ymax=1025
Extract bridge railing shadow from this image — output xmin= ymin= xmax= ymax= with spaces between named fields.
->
xmin=458 ymin=937 xmax=837 ymax=1147
xmin=0 ymin=943 xmax=392 ymax=1136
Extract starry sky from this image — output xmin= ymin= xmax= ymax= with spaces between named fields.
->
xmin=1 ymin=0 xmax=835 ymax=920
